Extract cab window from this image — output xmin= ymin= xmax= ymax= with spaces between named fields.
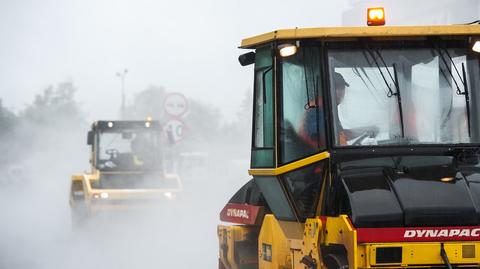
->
xmin=254 ymin=176 xmax=296 ymax=221
xmin=281 ymin=161 xmax=327 ymax=220
xmin=252 ymin=47 xmax=275 ymax=168
xmin=279 ymin=46 xmax=325 ymax=164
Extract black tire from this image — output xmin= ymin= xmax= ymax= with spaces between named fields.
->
xmin=323 ymin=253 xmax=348 ymax=269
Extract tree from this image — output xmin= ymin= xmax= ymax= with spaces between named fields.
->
xmin=220 ymin=89 xmax=252 ymax=152
xmin=182 ymin=98 xmax=222 ymax=144
xmin=22 ymin=81 xmax=84 ymax=128
xmin=16 ymin=81 xmax=87 ymax=154
xmin=0 ymin=100 xmax=18 ymax=165
xmin=0 ymin=81 xmax=87 ymax=174
xmin=126 ymin=85 xmax=166 ymax=120
xmin=236 ymin=89 xmax=253 ymax=133
xmin=0 ymin=99 xmax=17 ymax=137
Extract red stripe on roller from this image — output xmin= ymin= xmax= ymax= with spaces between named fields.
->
xmin=220 ymin=203 xmax=263 ymax=225
xmin=357 ymin=226 xmax=480 ymax=243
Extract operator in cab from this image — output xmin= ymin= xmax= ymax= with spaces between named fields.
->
xmin=331 ymin=72 xmax=379 ymax=145
xmin=299 ymin=72 xmax=379 ymax=147
xmin=131 ymin=133 xmax=155 ymax=167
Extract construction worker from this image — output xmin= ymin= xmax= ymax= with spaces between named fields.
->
xmin=333 ymin=72 xmax=379 ymax=145
xmin=299 ymin=72 xmax=379 ymax=147
xmin=131 ymin=133 xmax=152 ymax=166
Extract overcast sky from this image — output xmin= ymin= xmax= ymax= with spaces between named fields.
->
xmin=0 ymin=0 xmax=477 ymax=121
xmin=0 ymin=0 xmax=350 ymax=121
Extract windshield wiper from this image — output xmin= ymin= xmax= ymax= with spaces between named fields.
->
xmin=461 ymin=63 xmax=472 ymax=137
xmin=434 ymin=47 xmax=464 ymax=94
xmin=364 ymin=45 xmax=405 ymax=138
xmin=302 ymin=48 xmax=320 ymax=110
xmin=303 ymin=51 xmax=313 ymax=109
xmin=392 ymin=63 xmax=405 ymax=138
xmin=352 ymin=66 xmax=384 ymax=106
xmin=364 ymin=48 xmax=396 ymax=97
xmin=434 ymin=46 xmax=471 ymax=137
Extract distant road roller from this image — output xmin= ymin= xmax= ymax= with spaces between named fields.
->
xmin=69 ymin=120 xmax=181 ymax=224
xmin=219 ymin=8 xmax=480 ymax=269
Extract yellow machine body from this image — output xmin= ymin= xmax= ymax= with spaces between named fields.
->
xmin=69 ymin=120 xmax=182 ymax=222
xmin=225 ymin=214 xmax=480 ymax=269
xmin=219 ymin=19 xmax=480 ymax=269
xmin=69 ymin=171 xmax=182 ymax=214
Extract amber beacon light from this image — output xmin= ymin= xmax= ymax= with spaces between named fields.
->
xmin=367 ymin=7 xmax=385 ymax=26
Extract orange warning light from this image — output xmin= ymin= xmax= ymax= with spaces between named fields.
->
xmin=367 ymin=7 xmax=385 ymax=26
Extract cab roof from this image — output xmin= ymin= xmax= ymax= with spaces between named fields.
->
xmin=240 ymin=25 xmax=480 ymax=49
xmin=93 ymin=120 xmax=161 ymax=130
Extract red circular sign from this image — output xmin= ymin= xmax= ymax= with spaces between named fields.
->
xmin=164 ymin=92 xmax=188 ymax=117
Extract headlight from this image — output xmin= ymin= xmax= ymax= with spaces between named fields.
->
xmin=472 ymin=40 xmax=480 ymax=53
xmin=93 ymin=192 xmax=109 ymax=199
xmin=164 ymin=192 xmax=174 ymax=199
xmin=278 ymin=44 xmax=297 ymax=57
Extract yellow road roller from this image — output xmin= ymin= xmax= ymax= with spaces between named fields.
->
xmin=69 ymin=120 xmax=181 ymax=224
xmin=219 ymin=8 xmax=480 ymax=269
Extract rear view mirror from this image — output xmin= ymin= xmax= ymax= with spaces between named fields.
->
xmin=238 ymin=52 xmax=255 ymax=66
xmin=87 ymin=131 xmax=94 ymax=145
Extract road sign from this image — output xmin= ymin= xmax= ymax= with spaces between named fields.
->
xmin=164 ymin=119 xmax=185 ymax=143
xmin=164 ymin=92 xmax=188 ymax=117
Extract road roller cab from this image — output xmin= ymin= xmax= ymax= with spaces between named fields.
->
xmin=219 ymin=9 xmax=480 ymax=269
xmin=69 ymin=120 xmax=182 ymax=224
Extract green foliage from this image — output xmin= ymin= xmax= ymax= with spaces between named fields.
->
xmin=183 ymin=99 xmax=222 ymax=142
xmin=236 ymin=89 xmax=253 ymax=130
xmin=21 ymin=81 xmax=84 ymax=127
xmin=0 ymin=81 xmax=87 ymax=167
xmin=126 ymin=85 xmax=166 ymax=120
xmin=0 ymin=99 xmax=17 ymax=137
xmin=218 ymin=89 xmax=252 ymax=157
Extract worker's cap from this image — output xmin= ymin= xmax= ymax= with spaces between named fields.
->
xmin=333 ymin=72 xmax=350 ymax=88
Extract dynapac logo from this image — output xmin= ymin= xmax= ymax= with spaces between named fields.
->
xmin=226 ymin=208 xmax=249 ymax=219
xmin=404 ymin=228 xmax=480 ymax=238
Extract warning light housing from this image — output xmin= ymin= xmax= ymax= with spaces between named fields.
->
xmin=367 ymin=7 xmax=385 ymax=26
